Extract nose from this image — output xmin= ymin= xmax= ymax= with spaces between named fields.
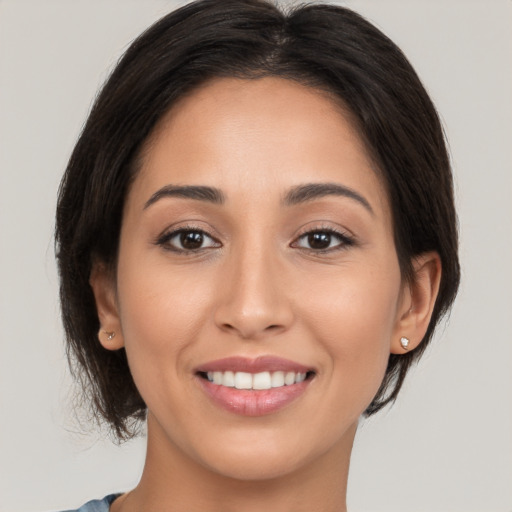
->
xmin=213 ymin=241 xmax=294 ymax=340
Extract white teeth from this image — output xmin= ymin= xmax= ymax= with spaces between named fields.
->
xmin=222 ymin=370 xmax=235 ymax=387
xmin=284 ymin=371 xmax=296 ymax=385
xmin=234 ymin=372 xmax=252 ymax=389
xmin=205 ymin=370 xmax=309 ymax=389
xmin=271 ymin=371 xmax=285 ymax=387
xmin=253 ymin=371 xmax=272 ymax=390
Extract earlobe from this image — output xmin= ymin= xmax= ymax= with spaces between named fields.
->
xmin=391 ymin=252 xmax=442 ymax=354
xmin=89 ymin=262 xmax=124 ymax=350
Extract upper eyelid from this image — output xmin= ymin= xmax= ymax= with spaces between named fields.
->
xmin=161 ymin=225 xmax=349 ymax=239
xmin=169 ymin=228 xmax=216 ymax=239
xmin=291 ymin=224 xmax=357 ymax=252
xmin=156 ymin=224 xmax=355 ymax=250
xmin=156 ymin=225 xmax=220 ymax=247
xmin=297 ymin=226 xmax=342 ymax=236
xmin=293 ymin=228 xmax=352 ymax=245
xmin=159 ymin=223 xmax=219 ymax=239
xmin=294 ymin=223 xmax=354 ymax=239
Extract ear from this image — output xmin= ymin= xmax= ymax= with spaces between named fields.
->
xmin=89 ymin=262 xmax=124 ymax=350
xmin=391 ymin=252 xmax=442 ymax=354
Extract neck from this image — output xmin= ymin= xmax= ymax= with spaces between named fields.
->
xmin=112 ymin=414 xmax=356 ymax=512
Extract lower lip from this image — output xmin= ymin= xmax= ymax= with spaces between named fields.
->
xmin=196 ymin=376 xmax=311 ymax=416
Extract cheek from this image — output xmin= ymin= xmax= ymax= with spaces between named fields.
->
xmin=115 ymin=254 xmax=214 ymax=379
xmin=302 ymin=259 xmax=401 ymax=337
xmin=114 ymin=262 xmax=221 ymax=429
xmin=300 ymin=259 xmax=401 ymax=404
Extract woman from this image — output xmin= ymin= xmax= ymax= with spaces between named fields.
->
xmin=55 ymin=0 xmax=460 ymax=510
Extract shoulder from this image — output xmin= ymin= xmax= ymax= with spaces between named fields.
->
xmin=58 ymin=494 xmax=121 ymax=512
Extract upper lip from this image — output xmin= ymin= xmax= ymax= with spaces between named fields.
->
xmin=195 ymin=356 xmax=314 ymax=374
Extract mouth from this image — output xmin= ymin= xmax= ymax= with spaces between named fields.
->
xmin=194 ymin=356 xmax=316 ymax=416
xmin=197 ymin=369 xmax=315 ymax=390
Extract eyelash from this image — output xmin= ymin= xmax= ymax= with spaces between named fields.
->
xmin=155 ymin=224 xmax=221 ymax=254
xmin=155 ymin=224 xmax=355 ymax=255
xmin=292 ymin=226 xmax=355 ymax=253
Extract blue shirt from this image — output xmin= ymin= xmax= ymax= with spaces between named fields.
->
xmin=61 ymin=494 xmax=121 ymax=512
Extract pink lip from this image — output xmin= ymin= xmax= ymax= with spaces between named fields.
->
xmin=195 ymin=356 xmax=313 ymax=374
xmin=195 ymin=356 xmax=315 ymax=417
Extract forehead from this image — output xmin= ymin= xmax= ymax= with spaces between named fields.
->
xmin=132 ymin=77 xmax=389 ymax=219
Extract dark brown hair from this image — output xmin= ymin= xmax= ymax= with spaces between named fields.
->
xmin=56 ymin=0 xmax=460 ymax=439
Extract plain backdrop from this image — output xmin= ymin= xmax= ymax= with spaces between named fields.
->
xmin=0 ymin=1 xmax=511 ymax=511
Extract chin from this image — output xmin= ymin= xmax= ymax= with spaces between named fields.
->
xmin=186 ymin=419 xmax=355 ymax=483
xmin=200 ymin=445 xmax=311 ymax=482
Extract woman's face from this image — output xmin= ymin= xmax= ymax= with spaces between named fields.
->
xmin=105 ymin=77 xmax=410 ymax=479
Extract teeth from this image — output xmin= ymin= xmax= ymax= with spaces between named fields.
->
xmin=234 ymin=372 xmax=252 ymax=390
xmin=253 ymin=371 xmax=271 ymax=390
xmin=223 ymin=370 xmax=235 ymax=387
xmin=271 ymin=371 xmax=285 ymax=387
xmin=284 ymin=371 xmax=296 ymax=385
xmin=205 ymin=370 xmax=308 ymax=389
xmin=296 ymin=372 xmax=306 ymax=383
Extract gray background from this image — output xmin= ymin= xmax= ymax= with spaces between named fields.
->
xmin=1 ymin=1 xmax=511 ymax=511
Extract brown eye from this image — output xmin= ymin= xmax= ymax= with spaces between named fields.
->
xmin=158 ymin=228 xmax=220 ymax=253
xmin=294 ymin=229 xmax=354 ymax=252
xmin=180 ymin=231 xmax=204 ymax=250
xmin=307 ymin=232 xmax=332 ymax=249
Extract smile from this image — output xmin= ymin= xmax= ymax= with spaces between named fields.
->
xmin=205 ymin=370 xmax=308 ymax=390
xmin=195 ymin=356 xmax=315 ymax=416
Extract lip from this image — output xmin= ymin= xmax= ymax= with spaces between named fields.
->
xmin=195 ymin=355 xmax=313 ymax=374
xmin=195 ymin=356 xmax=315 ymax=417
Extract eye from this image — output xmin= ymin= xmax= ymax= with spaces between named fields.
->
xmin=157 ymin=228 xmax=220 ymax=253
xmin=293 ymin=228 xmax=354 ymax=252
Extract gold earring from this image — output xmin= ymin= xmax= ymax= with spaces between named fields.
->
xmin=104 ymin=331 xmax=116 ymax=341
xmin=400 ymin=337 xmax=410 ymax=351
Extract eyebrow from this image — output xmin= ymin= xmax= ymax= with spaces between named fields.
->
xmin=283 ymin=183 xmax=374 ymax=215
xmin=144 ymin=185 xmax=225 ymax=209
xmin=143 ymin=182 xmax=373 ymax=215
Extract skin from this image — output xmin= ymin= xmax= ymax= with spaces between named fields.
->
xmin=91 ymin=77 xmax=441 ymax=512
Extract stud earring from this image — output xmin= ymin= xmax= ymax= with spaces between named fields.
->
xmin=104 ymin=331 xmax=116 ymax=341
xmin=400 ymin=336 xmax=410 ymax=351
